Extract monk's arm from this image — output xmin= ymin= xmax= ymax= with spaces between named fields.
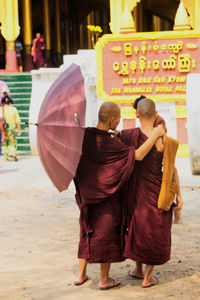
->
xmin=172 ymin=167 xmax=183 ymax=210
xmin=135 ymin=126 xmax=164 ymax=161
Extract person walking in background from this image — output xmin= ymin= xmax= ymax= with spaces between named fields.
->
xmin=0 ymin=94 xmax=21 ymax=161
xmin=31 ymin=33 xmax=46 ymax=69
xmin=15 ymin=39 xmax=23 ymax=72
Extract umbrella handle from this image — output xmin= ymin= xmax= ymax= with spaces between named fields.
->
xmin=25 ymin=122 xmax=38 ymax=126
xmin=74 ymin=112 xmax=80 ymax=126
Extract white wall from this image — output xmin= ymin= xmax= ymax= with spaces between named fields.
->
xmin=29 ymin=50 xmax=102 ymax=155
xmin=186 ymin=74 xmax=200 ymax=174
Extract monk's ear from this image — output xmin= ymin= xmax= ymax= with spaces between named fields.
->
xmin=154 ymin=111 xmax=158 ymax=118
xmin=136 ymin=111 xmax=139 ymax=118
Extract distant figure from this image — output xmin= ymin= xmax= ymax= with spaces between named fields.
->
xmin=31 ymin=33 xmax=46 ymax=69
xmin=1 ymin=95 xmax=21 ymax=161
xmin=15 ymin=39 xmax=23 ymax=72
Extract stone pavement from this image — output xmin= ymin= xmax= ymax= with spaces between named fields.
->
xmin=0 ymin=156 xmax=200 ymax=300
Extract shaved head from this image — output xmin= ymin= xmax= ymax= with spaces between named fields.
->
xmin=98 ymin=102 xmax=120 ymax=123
xmin=137 ymin=98 xmax=156 ymax=119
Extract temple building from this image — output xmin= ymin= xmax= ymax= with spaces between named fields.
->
xmin=0 ymin=0 xmax=200 ymax=161
xmin=1 ymin=0 xmax=200 ymax=71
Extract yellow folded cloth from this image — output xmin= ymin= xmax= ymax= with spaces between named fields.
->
xmin=158 ymin=136 xmax=179 ymax=211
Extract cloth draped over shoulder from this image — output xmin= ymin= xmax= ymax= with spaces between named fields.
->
xmin=74 ymin=127 xmax=135 ymax=263
xmin=119 ymin=128 xmax=173 ymax=266
xmin=158 ymin=136 xmax=179 ymax=211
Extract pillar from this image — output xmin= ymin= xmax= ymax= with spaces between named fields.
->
xmin=43 ymin=0 xmax=51 ymax=64
xmin=110 ymin=0 xmax=124 ymax=34
xmin=64 ymin=0 xmax=70 ymax=54
xmin=55 ymin=0 xmax=62 ymax=65
xmin=22 ymin=0 xmax=33 ymax=71
xmin=0 ymin=0 xmax=19 ymax=72
xmin=194 ymin=0 xmax=200 ymax=30
xmin=87 ymin=11 xmax=95 ymax=49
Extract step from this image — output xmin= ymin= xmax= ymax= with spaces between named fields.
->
xmin=18 ymin=151 xmax=32 ymax=156
xmin=9 ymin=87 xmax=32 ymax=93
xmin=14 ymin=104 xmax=30 ymax=110
xmin=17 ymin=145 xmax=31 ymax=151
xmin=21 ymin=124 xmax=30 ymax=130
xmin=20 ymin=131 xmax=30 ymax=137
xmin=13 ymin=99 xmax=31 ymax=105
xmin=7 ymin=82 xmax=32 ymax=88
xmin=18 ymin=112 xmax=30 ymax=118
xmin=17 ymin=138 xmax=30 ymax=144
xmin=0 ymin=73 xmax=32 ymax=82
xmin=9 ymin=93 xmax=32 ymax=99
xmin=20 ymin=117 xmax=29 ymax=123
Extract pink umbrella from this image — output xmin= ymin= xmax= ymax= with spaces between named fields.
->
xmin=37 ymin=64 xmax=86 ymax=192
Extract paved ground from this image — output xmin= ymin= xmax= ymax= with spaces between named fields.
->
xmin=0 ymin=156 xmax=200 ymax=300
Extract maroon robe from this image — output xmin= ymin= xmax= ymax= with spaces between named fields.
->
xmin=120 ymin=128 xmax=172 ymax=265
xmin=74 ymin=127 xmax=135 ymax=263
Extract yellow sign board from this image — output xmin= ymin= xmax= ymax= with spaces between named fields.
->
xmin=95 ymin=30 xmax=200 ymax=103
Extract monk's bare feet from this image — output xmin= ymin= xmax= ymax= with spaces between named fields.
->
xmin=142 ymin=276 xmax=158 ymax=288
xmin=74 ymin=275 xmax=89 ymax=286
xmin=98 ymin=278 xmax=121 ymax=290
xmin=128 ymin=269 xmax=144 ymax=279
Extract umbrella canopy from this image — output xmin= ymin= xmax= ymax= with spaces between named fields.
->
xmin=37 ymin=64 xmax=86 ymax=192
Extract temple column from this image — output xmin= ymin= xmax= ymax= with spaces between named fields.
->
xmin=22 ymin=0 xmax=33 ymax=71
xmin=87 ymin=11 xmax=95 ymax=49
xmin=64 ymin=0 xmax=70 ymax=54
xmin=110 ymin=0 xmax=124 ymax=34
xmin=55 ymin=0 xmax=62 ymax=65
xmin=43 ymin=0 xmax=51 ymax=65
xmin=0 ymin=0 xmax=19 ymax=72
xmin=194 ymin=0 xmax=200 ymax=30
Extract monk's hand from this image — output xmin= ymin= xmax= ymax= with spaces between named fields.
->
xmin=152 ymin=125 xmax=165 ymax=140
xmin=175 ymin=194 xmax=183 ymax=210
xmin=109 ymin=130 xmax=121 ymax=137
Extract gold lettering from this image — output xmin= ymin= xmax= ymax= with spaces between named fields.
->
xmin=138 ymin=77 xmax=152 ymax=84
xmin=192 ymin=59 xmax=196 ymax=69
xmin=141 ymin=41 xmax=147 ymax=54
xmin=133 ymin=46 xmax=139 ymax=55
xmin=154 ymin=76 xmax=166 ymax=83
xmin=153 ymin=60 xmax=160 ymax=70
xmin=175 ymin=85 xmax=186 ymax=92
xmin=118 ymin=62 xmax=129 ymax=75
xmin=111 ymin=88 xmax=122 ymax=94
xmin=168 ymin=41 xmax=183 ymax=53
xmin=153 ymin=41 xmax=159 ymax=51
xmin=130 ymin=61 xmax=137 ymax=74
xmin=125 ymin=43 xmax=132 ymax=56
xmin=178 ymin=54 xmax=191 ymax=73
xmin=162 ymin=55 xmax=176 ymax=70
xmin=156 ymin=86 xmax=173 ymax=93
xmin=139 ymin=56 xmax=146 ymax=73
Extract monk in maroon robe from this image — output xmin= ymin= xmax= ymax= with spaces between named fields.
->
xmin=120 ymin=98 xmax=182 ymax=288
xmin=32 ymin=33 xmax=46 ymax=69
xmin=74 ymin=102 xmax=164 ymax=290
